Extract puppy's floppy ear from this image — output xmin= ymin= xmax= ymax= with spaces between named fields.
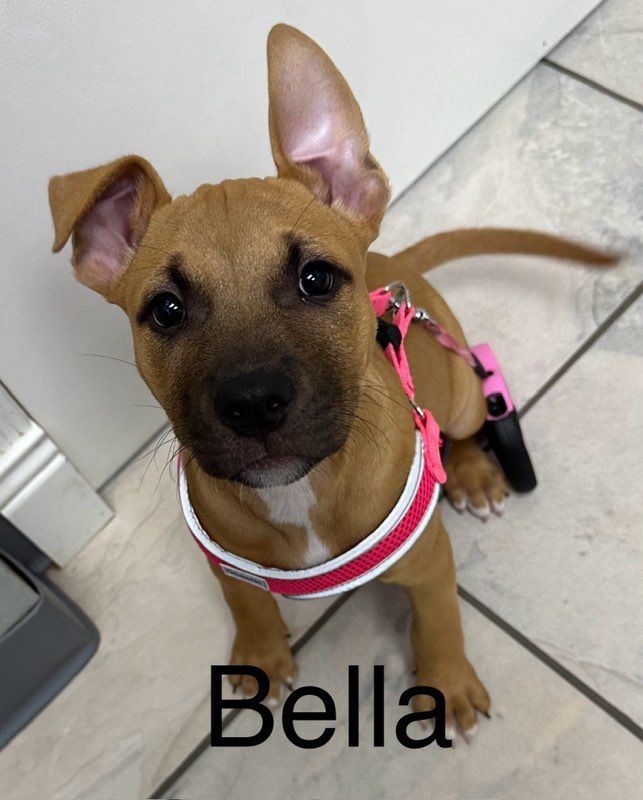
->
xmin=267 ymin=24 xmax=390 ymax=238
xmin=48 ymin=155 xmax=170 ymax=295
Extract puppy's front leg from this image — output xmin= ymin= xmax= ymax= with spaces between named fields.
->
xmin=384 ymin=510 xmax=490 ymax=737
xmin=210 ymin=562 xmax=296 ymax=704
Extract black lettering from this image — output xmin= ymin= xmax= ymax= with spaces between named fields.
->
xmin=210 ymin=665 xmax=274 ymax=747
xmin=282 ymin=686 xmax=336 ymax=749
xmin=373 ymin=665 xmax=385 ymax=747
xmin=395 ymin=686 xmax=451 ymax=749
xmin=348 ymin=665 xmax=359 ymax=747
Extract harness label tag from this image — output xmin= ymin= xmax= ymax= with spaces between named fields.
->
xmin=220 ymin=564 xmax=270 ymax=591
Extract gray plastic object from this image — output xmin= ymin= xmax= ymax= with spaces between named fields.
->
xmin=0 ymin=515 xmax=99 ymax=748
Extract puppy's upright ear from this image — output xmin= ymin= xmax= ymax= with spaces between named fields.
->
xmin=267 ymin=24 xmax=390 ymax=238
xmin=48 ymin=155 xmax=170 ymax=297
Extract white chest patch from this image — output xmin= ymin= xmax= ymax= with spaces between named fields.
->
xmin=256 ymin=476 xmax=331 ymax=567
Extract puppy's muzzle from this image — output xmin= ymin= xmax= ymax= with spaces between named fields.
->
xmin=214 ymin=368 xmax=294 ymax=437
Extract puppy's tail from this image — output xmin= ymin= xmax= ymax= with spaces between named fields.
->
xmin=396 ymin=228 xmax=618 ymax=272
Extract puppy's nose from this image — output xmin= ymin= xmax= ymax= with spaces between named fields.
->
xmin=214 ymin=369 xmax=294 ymax=437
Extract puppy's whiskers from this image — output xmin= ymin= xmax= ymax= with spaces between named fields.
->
xmin=81 ymin=353 xmax=137 ymax=369
xmin=133 ymin=427 xmax=180 ymax=488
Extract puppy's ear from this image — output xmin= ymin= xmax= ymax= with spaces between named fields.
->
xmin=267 ymin=24 xmax=390 ymax=238
xmin=48 ymin=155 xmax=170 ymax=296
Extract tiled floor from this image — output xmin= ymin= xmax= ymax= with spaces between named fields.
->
xmin=1 ymin=2 xmax=641 ymax=798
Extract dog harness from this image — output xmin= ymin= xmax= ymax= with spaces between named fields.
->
xmin=179 ymin=282 xmax=478 ymax=599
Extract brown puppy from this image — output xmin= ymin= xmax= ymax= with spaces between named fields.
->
xmin=48 ymin=24 xmax=613 ymax=735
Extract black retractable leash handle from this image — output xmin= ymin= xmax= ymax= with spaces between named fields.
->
xmin=483 ymin=411 xmax=537 ymax=492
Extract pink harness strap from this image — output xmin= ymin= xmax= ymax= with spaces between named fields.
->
xmin=370 ymin=287 xmax=446 ymax=485
xmin=178 ymin=284 xmax=450 ymax=598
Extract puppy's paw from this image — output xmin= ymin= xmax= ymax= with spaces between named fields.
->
xmin=413 ymin=657 xmax=490 ymax=742
xmin=445 ymin=440 xmax=508 ymax=521
xmin=228 ymin=634 xmax=297 ymax=706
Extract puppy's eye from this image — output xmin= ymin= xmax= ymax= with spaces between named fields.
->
xmin=150 ymin=292 xmax=186 ymax=329
xmin=298 ymin=261 xmax=336 ymax=299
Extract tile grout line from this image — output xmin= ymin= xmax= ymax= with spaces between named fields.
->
xmin=519 ymin=280 xmax=643 ymax=419
xmin=458 ymin=586 xmax=643 ymax=741
xmin=542 ymin=59 xmax=643 ymax=114
xmin=150 ymin=590 xmax=355 ymax=799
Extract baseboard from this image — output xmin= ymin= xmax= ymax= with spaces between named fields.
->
xmin=0 ymin=386 xmax=112 ymax=566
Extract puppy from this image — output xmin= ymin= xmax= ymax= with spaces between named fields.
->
xmin=48 ymin=24 xmax=613 ymax=735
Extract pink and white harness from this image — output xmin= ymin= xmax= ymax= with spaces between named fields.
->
xmin=179 ymin=283 xmax=466 ymax=599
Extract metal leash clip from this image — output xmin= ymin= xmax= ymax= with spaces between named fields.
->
xmin=384 ymin=280 xmax=412 ymax=310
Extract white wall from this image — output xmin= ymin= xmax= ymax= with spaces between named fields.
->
xmin=0 ymin=0 xmax=600 ymax=488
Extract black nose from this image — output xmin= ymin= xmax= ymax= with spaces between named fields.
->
xmin=214 ymin=369 xmax=294 ymax=437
